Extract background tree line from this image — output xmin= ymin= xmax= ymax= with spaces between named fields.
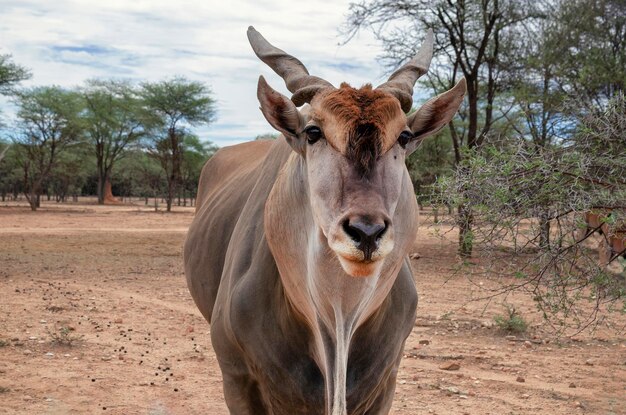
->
xmin=345 ymin=0 xmax=625 ymax=331
xmin=0 ymin=62 xmax=217 ymax=212
xmin=0 ymin=0 xmax=624 ymax=330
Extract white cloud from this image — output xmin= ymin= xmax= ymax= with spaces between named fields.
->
xmin=0 ymin=0 xmax=429 ymax=147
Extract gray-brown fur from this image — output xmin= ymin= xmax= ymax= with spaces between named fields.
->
xmin=184 ymin=26 xmax=466 ymax=415
xmin=184 ymin=138 xmax=417 ymax=414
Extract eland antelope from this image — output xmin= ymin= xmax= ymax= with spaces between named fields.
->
xmin=184 ymin=26 xmax=466 ymax=415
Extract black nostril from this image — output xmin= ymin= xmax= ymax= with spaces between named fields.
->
xmin=343 ymin=219 xmax=362 ymax=243
xmin=342 ymin=219 xmax=388 ymax=261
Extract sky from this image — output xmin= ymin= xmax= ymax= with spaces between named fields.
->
xmin=0 ymin=0 xmax=413 ymax=147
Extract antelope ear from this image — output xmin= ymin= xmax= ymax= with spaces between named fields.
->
xmin=257 ymin=76 xmax=305 ymax=153
xmin=405 ymin=78 xmax=466 ymax=154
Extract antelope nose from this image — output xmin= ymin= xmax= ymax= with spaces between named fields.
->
xmin=342 ymin=218 xmax=388 ymax=261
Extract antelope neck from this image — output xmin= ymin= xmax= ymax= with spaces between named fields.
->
xmin=264 ymin=153 xmax=398 ymax=415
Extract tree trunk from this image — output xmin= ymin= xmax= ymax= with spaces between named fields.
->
xmin=466 ymin=78 xmax=479 ymax=149
xmin=25 ymin=189 xmax=38 ymax=211
xmin=103 ymin=178 xmax=119 ymax=204
xmin=539 ymin=211 xmax=551 ymax=249
xmin=97 ymin=172 xmax=106 ymax=204
xmin=166 ymin=177 xmax=175 ymax=212
xmin=458 ymin=204 xmax=474 ymax=257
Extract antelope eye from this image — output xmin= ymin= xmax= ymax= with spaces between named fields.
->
xmin=305 ymin=126 xmax=322 ymax=144
xmin=398 ymin=131 xmax=413 ymax=148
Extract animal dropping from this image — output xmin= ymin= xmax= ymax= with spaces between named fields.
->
xmin=184 ymin=26 xmax=465 ymax=414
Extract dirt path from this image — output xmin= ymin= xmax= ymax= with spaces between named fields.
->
xmin=0 ymin=202 xmax=624 ymax=414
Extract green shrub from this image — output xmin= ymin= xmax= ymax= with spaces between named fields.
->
xmin=494 ymin=304 xmax=528 ymax=334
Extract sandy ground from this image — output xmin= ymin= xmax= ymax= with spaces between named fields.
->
xmin=0 ymin=200 xmax=624 ymax=415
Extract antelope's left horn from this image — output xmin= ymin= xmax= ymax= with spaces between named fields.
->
xmin=247 ymin=26 xmax=334 ymax=106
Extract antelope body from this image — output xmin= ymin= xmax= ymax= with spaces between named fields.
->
xmin=184 ymin=27 xmax=466 ymax=414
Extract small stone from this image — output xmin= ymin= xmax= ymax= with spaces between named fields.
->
xmin=409 ymin=253 xmax=421 ymax=260
xmin=584 ymin=359 xmax=594 ymax=366
xmin=575 ymin=401 xmax=584 ymax=408
xmin=505 ymin=335 xmax=516 ymax=341
xmin=39 ymin=320 xmax=47 ymax=324
xmin=45 ymin=352 xmax=54 ymax=358
xmin=114 ymin=318 xmax=123 ymax=324
xmin=23 ymin=349 xmax=33 ymax=355
xmin=523 ymin=341 xmax=532 ymax=349
xmin=419 ymin=340 xmax=430 ymax=345
xmin=516 ymin=376 xmax=525 ymax=383
xmin=101 ymin=356 xmax=112 ymax=361
xmin=569 ymin=382 xmax=576 ymax=388
xmin=439 ymin=362 xmax=461 ymax=371
xmin=521 ymin=394 xmax=530 ymax=399
xmin=446 ymin=386 xmax=460 ymax=394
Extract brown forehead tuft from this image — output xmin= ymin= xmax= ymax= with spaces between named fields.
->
xmin=321 ymin=83 xmax=402 ymax=130
xmin=316 ymin=83 xmax=404 ymax=176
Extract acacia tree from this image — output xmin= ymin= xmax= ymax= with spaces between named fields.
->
xmin=499 ymin=13 xmax=568 ymax=248
xmin=0 ymin=139 xmax=22 ymax=200
xmin=141 ymin=77 xmax=216 ymax=212
xmin=12 ymin=87 xmax=83 ymax=210
xmin=115 ymin=150 xmax=165 ymax=210
xmin=0 ymin=54 xmax=30 ymax=164
xmin=344 ymin=0 xmax=543 ymax=256
xmin=547 ymin=0 xmax=626 ymax=110
xmin=436 ymin=94 xmax=626 ymax=333
xmin=0 ymin=54 xmax=30 ymax=95
xmin=0 ymin=143 xmax=9 ymax=163
xmin=49 ymin=146 xmax=90 ymax=202
xmin=180 ymin=134 xmax=217 ymax=206
xmin=81 ymin=79 xmax=147 ymax=204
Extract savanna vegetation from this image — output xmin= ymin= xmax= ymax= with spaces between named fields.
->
xmin=345 ymin=0 xmax=626 ymax=332
xmin=0 ymin=57 xmax=217 ymax=212
xmin=1 ymin=0 xmax=624 ymax=333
